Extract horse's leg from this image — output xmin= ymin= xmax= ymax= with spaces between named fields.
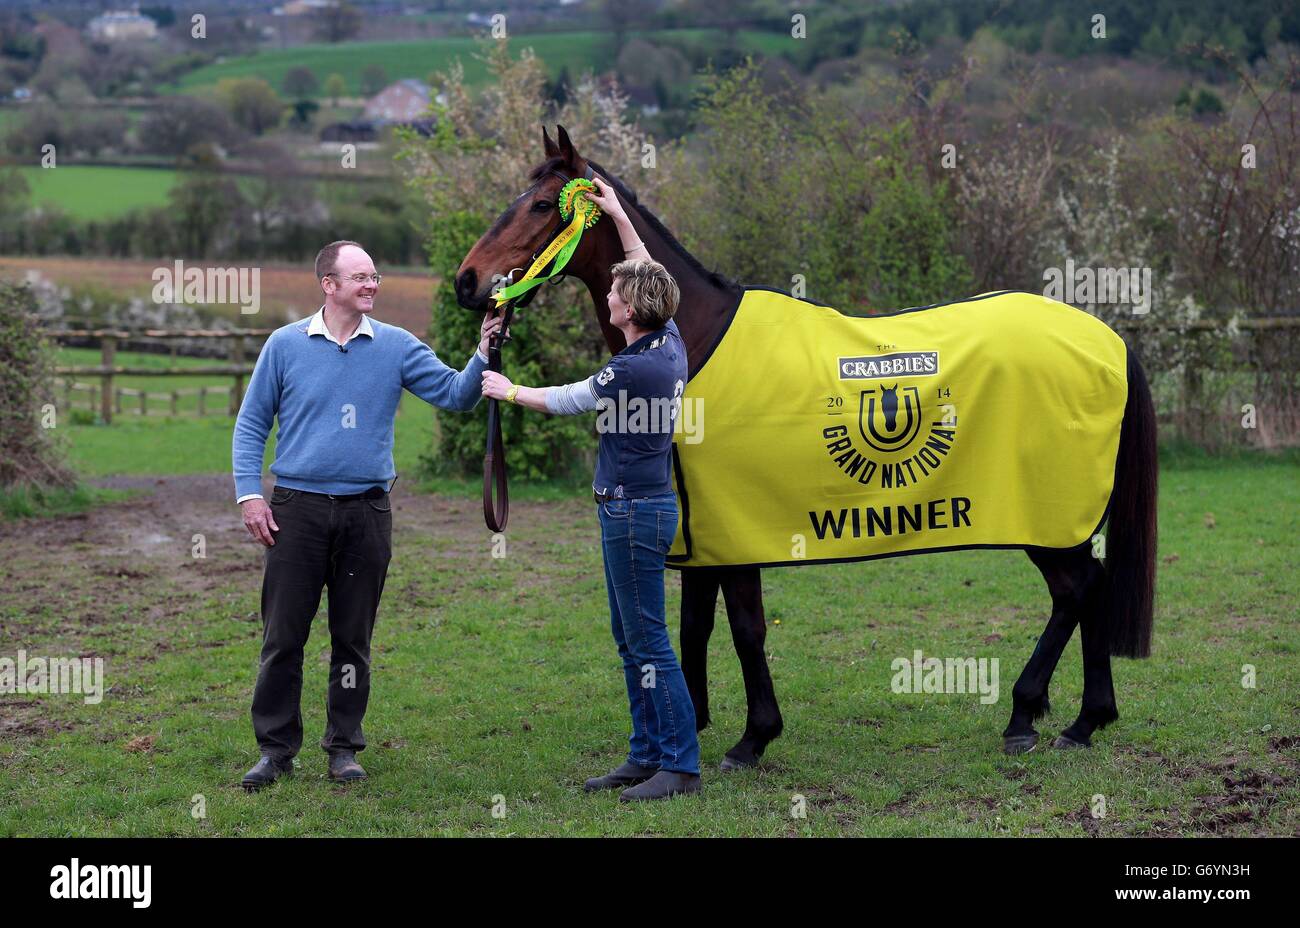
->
xmin=679 ymin=567 xmax=720 ymax=732
xmin=1002 ymin=547 xmax=1100 ymax=754
xmin=1054 ymin=582 xmax=1119 ymax=748
xmin=718 ymin=566 xmax=783 ymax=770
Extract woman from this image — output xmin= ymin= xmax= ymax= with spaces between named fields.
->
xmin=480 ymin=176 xmax=700 ymax=801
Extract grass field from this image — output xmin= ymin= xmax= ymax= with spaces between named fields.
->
xmin=0 ymin=403 xmax=1295 ymax=835
xmin=169 ymin=29 xmax=791 ymax=98
xmin=16 ymin=166 xmax=180 ymax=221
xmin=10 ymin=166 xmax=404 ymax=223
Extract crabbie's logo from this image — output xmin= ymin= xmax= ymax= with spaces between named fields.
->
xmin=838 ymin=351 xmax=939 ymax=380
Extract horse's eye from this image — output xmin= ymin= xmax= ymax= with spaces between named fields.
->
xmin=531 ymin=200 xmax=553 ymax=213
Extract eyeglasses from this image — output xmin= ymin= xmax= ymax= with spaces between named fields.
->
xmin=329 ymin=273 xmax=383 ymax=285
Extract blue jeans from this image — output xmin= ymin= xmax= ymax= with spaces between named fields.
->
xmin=597 ymin=492 xmax=700 ymax=775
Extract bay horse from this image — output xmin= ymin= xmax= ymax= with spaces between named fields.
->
xmin=455 ymin=126 xmax=1158 ymax=765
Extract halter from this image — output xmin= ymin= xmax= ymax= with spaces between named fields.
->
xmin=482 ymin=163 xmax=596 ymax=533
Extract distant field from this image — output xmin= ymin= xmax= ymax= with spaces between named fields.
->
xmin=17 ymin=166 xmax=179 ymax=220
xmin=0 ymin=256 xmax=438 ymax=332
xmin=12 ymin=165 xmax=395 ymax=222
xmin=169 ymin=29 xmax=790 ymax=98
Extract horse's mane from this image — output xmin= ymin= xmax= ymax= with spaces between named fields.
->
xmin=530 ymin=156 xmax=738 ymax=294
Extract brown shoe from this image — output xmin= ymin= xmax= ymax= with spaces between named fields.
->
xmin=328 ymin=751 xmax=367 ymax=781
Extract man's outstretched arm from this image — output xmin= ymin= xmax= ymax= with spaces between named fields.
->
xmin=402 ymin=314 xmax=503 ymax=411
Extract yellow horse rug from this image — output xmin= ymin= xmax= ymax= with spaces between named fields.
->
xmin=667 ymin=288 xmax=1129 ymax=569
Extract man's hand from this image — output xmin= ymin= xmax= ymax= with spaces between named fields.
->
xmin=478 ymin=313 xmax=507 ymax=357
xmin=481 ymin=370 xmax=514 ymax=400
xmin=241 ymin=498 xmax=279 ymax=547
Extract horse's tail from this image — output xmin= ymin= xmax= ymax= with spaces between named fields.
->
xmin=1103 ymin=347 xmax=1158 ymax=658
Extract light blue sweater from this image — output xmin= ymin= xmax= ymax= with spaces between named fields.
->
xmin=232 ymin=317 xmax=486 ymax=499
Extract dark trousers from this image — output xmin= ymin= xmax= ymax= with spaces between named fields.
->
xmin=251 ymin=486 xmax=392 ymax=760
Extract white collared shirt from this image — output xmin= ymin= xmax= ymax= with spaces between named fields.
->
xmin=307 ymin=305 xmax=374 ymax=347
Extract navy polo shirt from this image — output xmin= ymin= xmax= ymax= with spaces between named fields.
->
xmin=591 ymin=319 xmax=687 ymax=498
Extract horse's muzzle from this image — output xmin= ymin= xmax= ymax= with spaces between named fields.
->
xmin=454 ymin=269 xmax=488 ymax=310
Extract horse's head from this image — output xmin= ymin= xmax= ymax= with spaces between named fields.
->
xmin=881 ymin=383 xmax=899 ymax=429
xmin=454 ymin=125 xmax=603 ymax=311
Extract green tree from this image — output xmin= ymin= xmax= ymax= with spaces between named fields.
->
xmin=0 ymin=279 xmax=73 ymax=489
xmin=168 ymin=165 xmax=245 ymax=256
xmin=0 ymin=167 xmax=30 ymax=251
xmin=655 ymin=63 xmax=971 ymax=313
xmin=217 ymin=77 xmax=283 ymax=135
xmin=1139 ymin=24 xmax=1169 ymax=58
xmin=601 ymin=0 xmax=656 ymax=57
xmin=324 ymin=72 xmax=346 ymax=106
xmin=1175 ymin=86 xmax=1225 ymax=117
xmin=315 ymin=1 xmax=361 ymax=43
xmin=859 ymin=140 xmax=971 ymax=309
xmin=1192 ymin=88 xmax=1225 ymax=116
xmin=137 ymin=96 xmax=242 ymax=157
xmin=283 ymin=65 xmax=319 ymax=98
xmin=360 ymin=64 xmax=388 ymax=96
xmin=288 ymin=99 xmax=319 ymax=131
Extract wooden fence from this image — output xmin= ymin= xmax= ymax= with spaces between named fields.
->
xmin=49 ymin=328 xmax=274 ymax=424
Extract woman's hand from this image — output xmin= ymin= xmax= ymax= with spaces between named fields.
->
xmin=481 ymin=370 xmax=515 ymax=400
xmin=584 ymin=175 xmax=627 ymax=224
xmin=478 ymin=313 xmax=508 ymax=356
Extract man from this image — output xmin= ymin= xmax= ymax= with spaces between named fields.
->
xmin=232 ymin=240 xmax=501 ymax=790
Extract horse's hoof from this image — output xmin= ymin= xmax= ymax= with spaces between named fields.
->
xmin=1053 ymin=734 xmax=1090 ymax=749
xmin=1002 ymin=733 xmax=1039 ymax=755
xmin=720 ymin=753 xmax=757 ymax=772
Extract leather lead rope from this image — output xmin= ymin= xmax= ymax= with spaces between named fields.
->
xmin=481 ymin=163 xmax=595 ymax=533
xmin=483 ymin=298 xmax=517 ymax=533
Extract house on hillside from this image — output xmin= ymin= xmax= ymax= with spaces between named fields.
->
xmin=86 ymin=9 xmax=159 ymax=42
xmin=363 ymin=79 xmax=438 ymax=124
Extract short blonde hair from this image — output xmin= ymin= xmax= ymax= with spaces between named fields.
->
xmin=611 ymin=259 xmax=680 ymax=328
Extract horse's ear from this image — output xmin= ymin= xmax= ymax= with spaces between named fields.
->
xmin=542 ymin=126 xmax=559 ymax=158
xmin=556 ymin=125 xmax=577 ymax=163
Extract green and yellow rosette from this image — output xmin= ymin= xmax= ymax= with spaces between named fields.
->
xmin=493 ymin=178 xmax=601 ymax=305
